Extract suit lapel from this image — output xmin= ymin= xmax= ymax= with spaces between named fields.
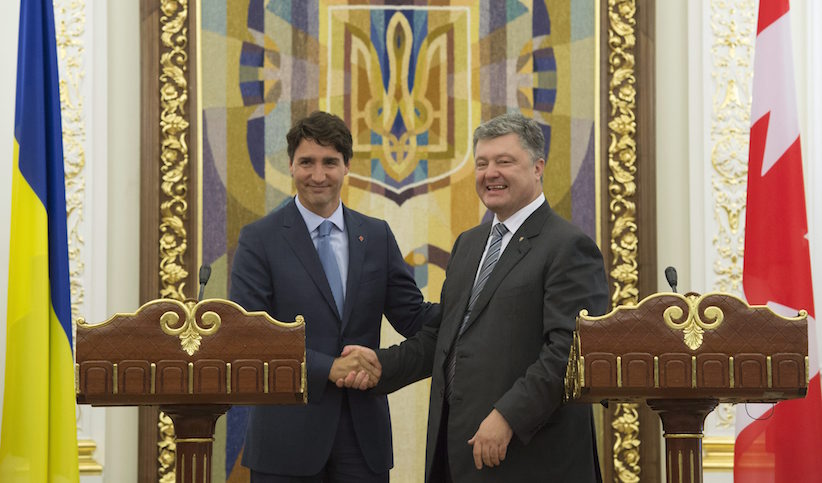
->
xmin=341 ymin=208 xmax=365 ymax=332
xmin=442 ymin=224 xmax=491 ymax=348
xmin=281 ymin=202 xmax=341 ymax=320
xmin=458 ymin=203 xmax=549 ymax=335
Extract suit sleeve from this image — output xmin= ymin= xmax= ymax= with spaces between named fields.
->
xmin=373 ymin=231 xmax=464 ymax=394
xmin=381 ymin=220 xmax=441 ymax=338
xmin=494 ymin=233 xmax=609 ymax=444
xmin=229 ymin=224 xmax=334 ymax=401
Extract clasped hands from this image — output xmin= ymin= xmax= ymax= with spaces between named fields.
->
xmin=330 ymin=345 xmax=514 ymax=470
xmin=328 ymin=345 xmax=381 ymax=390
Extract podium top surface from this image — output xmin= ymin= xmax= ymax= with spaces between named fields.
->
xmin=565 ymin=292 xmax=809 ymax=403
xmin=76 ymin=298 xmax=306 ymax=406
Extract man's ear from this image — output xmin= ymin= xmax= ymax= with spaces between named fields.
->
xmin=534 ymin=158 xmax=545 ymax=178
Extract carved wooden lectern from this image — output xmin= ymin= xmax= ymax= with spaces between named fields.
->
xmin=565 ymin=292 xmax=808 ymax=483
xmin=75 ymin=299 xmax=306 ymax=483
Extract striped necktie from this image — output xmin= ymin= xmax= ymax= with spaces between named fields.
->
xmin=444 ymin=223 xmax=509 ymax=401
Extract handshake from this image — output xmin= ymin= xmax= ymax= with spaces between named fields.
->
xmin=328 ymin=345 xmax=381 ymax=390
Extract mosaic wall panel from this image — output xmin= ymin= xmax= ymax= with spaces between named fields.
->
xmin=199 ymin=1 xmax=597 ymax=480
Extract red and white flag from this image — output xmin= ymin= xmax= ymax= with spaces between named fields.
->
xmin=735 ymin=0 xmax=822 ymax=481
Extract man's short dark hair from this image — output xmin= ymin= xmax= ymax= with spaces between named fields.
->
xmin=286 ymin=111 xmax=354 ymax=165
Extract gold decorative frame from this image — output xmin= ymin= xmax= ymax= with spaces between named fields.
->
xmin=602 ymin=0 xmax=657 ymax=482
xmin=138 ymin=0 xmax=658 ymax=481
xmin=139 ymin=0 xmax=200 ymax=481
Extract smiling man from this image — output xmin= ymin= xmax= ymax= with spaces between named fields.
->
xmin=341 ymin=113 xmax=610 ymax=482
xmin=230 ymin=111 xmax=438 ymax=482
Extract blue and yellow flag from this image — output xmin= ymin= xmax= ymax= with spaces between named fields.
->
xmin=0 ymin=0 xmax=79 ymax=481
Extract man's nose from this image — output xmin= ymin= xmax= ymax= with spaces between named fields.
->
xmin=310 ymin=164 xmax=325 ymax=181
xmin=485 ymin=162 xmax=500 ymax=178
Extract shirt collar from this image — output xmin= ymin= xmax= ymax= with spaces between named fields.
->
xmin=492 ymin=193 xmax=545 ymax=235
xmin=294 ymin=196 xmax=345 ymax=234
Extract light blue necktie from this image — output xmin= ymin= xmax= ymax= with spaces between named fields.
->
xmin=444 ymin=223 xmax=509 ymax=401
xmin=317 ymin=220 xmax=344 ymax=316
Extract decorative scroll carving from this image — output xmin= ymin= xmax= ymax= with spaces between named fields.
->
xmin=157 ymin=1 xmax=191 ymax=480
xmin=709 ymin=0 xmax=755 ymax=295
xmin=157 ymin=412 xmax=176 ymax=483
xmin=160 ymin=301 xmax=221 ymax=356
xmin=612 ymin=403 xmax=641 ymax=483
xmin=158 ymin=0 xmax=190 ymax=302
xmin=607 ymin=1 xmax=641 ymax=482
xmin=607 ymin=0 xmax=638 ymax=310
xmin=662 ymin=293 xmax=725 ymax=350
xmin=707 ymin=0 xmax=756 ymax=440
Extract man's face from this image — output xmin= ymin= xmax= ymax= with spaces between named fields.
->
xmin=474 ymin=133 xmax=545 ymax=221
xmin=290 ymin=138 xmax=349 ymax=218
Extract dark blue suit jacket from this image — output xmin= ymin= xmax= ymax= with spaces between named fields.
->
xmin=230 ymin=199 xmax=438 ymax=475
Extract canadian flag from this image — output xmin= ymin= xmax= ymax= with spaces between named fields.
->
xmin=735 ymin=0 xmax=822 ymax=481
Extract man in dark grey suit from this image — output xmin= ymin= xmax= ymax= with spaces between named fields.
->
xmin=230 ymin=111 xmax=438 ymax=482
xmin=341 ymin=113 xmax=609 ymax=482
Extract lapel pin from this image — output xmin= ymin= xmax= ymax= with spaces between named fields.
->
xmin=358 ymin=235 xmax=364 ymax=242
xmin=519 ymin=236 xmax=524 ymax=242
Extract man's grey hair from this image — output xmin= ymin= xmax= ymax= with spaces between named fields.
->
xmin=472 ymin=113 xmax=545 ymax=163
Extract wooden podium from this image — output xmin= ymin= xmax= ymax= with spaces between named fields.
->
xmin=75 ymin=298 xmax=306 ymax=483
xmin=565 ymin=292 xmax=808 ymax=483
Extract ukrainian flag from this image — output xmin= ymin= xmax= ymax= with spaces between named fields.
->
xmin=0 ymin=0 xmax=79 ymax=481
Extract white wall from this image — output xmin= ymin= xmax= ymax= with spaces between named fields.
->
xmin=101 ymin=1 xmax=141 ymax=481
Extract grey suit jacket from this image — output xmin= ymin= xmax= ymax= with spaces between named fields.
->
xmin=378 ymin=202 xmax=609 ymax=482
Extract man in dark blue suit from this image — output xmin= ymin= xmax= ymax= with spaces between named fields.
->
xmin=230 ymin=111 xmax=438 ymax=482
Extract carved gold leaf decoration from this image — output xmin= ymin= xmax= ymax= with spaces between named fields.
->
xmin=662 ymin=294 xmax=725 ymax=350
xmin=612 ymin=402 xmax=641 ymax=483
xmin=160 ymin=303 xmax=222 ymax=356
xmin=157 ymin=1 xmax=190 ymax=481
xmin=607 ymin=1 xmax=641 ymax=482
xmin=158 ymin=0 xmax=190 ymax=302
xmin=157 ymin=411 xmax=176 ymax=483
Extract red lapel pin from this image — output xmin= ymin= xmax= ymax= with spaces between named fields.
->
xmin=358 ymin=235 xmax=364 ymax=242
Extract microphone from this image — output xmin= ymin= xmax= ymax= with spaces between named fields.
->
xmin=198 ymin=264 xmax=212 ymax=301
xmin=664 ymin=266 xmax=678 ymax=293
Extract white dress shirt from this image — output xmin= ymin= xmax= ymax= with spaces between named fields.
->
xmin=473 ymin=194 xmax=546 ymax=286
xmin=294 ymin=196 xmax=349 ymax=296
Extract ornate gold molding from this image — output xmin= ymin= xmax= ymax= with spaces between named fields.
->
xmin=607 ymin=0 xmax=638 ymax=309
xmin=612 ymin=403 xmax=641 ymax=483
xmin=157 ymin=1 xmax=191 ymax=481
xmin=78 ymin=439 xmax=103 ymax=475
xmin=157 ymin=412 xmax=176 ymax=483
xmin=607 ymin=1 xmax=641 ymax=482
xmin=159 ymin=0 xmax=191 ymax=302
xmin=703 ymin=437 xmax=734 ymax=470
